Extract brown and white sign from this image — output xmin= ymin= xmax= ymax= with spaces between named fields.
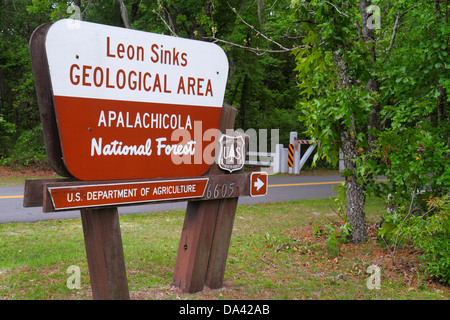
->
xmin=48 ymin=178 xmax=209 ymax=210
xmin=250 ymin=172 xmax=268 ymax=197
xmin=35 ymin=19 xmax=229 ymax=181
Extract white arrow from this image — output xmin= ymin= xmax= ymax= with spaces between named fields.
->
xmin=254 ymin=177 xmax=264 ymax=191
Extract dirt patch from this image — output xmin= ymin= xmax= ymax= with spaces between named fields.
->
xmin=0 ymin=165 xmax=56 ymax=177
xmin=288 ymin=223 xmax=449 ymax=293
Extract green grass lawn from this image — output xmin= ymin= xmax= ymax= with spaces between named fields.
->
xmin=0 ymin=197 xmax=448 ymax=300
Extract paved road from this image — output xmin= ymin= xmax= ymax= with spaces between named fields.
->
xmin=0 ymin=174 xmax=343 ymax=224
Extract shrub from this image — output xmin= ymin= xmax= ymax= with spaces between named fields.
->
xmin=409 ymin=196 xmax=450 ymax=284
xmin=4 ymin=125 xmax=47 ymax=167
xmin=314 ymin=222 xmax=353 ymax=258
xmin=0 ymin=115 xmax=16 ymax=159
xmin=379 ymin=196 xmax=450 ymax=284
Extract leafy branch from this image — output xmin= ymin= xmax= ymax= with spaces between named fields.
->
xmin=152 ymin=2 xmax=305 ymax=55
xmin=386 ymin=5 xmax=417 ymax=53
xmin=225 ymin=2 xmax=295 ymax=52
xmin=152 ymin=4 xmax=178 ymax=37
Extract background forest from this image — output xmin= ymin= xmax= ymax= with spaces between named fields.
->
xmin=0 ymin=0 xmax=449 ymax=283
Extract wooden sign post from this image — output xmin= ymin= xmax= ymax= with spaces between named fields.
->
xmin=80 ymin=207 xmax=129 ymax=300
xmin=172 ymin=104 xmax=245 ymax=293
xmin=26 ymin=20 xmax=268 ymax=299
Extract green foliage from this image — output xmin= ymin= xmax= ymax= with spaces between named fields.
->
xmin=0 ymin=115 xmax=16 ymax=158
xmin=379 ymin=196 xmax=450 ymax=284
xmin=325 ymin=229 xmax=341 ymax=258
xmin=314 ymin=222 xmax=353 ymax=258
xmin=0 ymin=0 xmax=67 ymax=167
xmin=332 ymin=182 xmax=347 ymax=215
xmin=292 ymin=0 xmax=449 ymax=245
xmin=1 ymin=125 xmax=47 ymax=167
xmin=410 ymin=197 xmax=450 ymax=284
xmin=357 ymin=3 xmax=449 ymax=281
xmin=374 ymin=126 xmax=449 ymax=205
xmin=291 ymin=0 xmax=376 ymax=168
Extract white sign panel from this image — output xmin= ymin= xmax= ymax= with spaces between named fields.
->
xmin=45 ymin=19 xmax=229 ymax=107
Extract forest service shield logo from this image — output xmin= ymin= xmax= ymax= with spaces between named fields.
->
xmin=218 ymin=134 xmax=245 ymax=173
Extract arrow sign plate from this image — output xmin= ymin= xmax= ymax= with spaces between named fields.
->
xmin=250 ymin=172 xmax=268 ymax=197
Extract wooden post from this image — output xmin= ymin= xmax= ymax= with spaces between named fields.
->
xmin=172 ymin=104 xmax=247 ymax=293
xmin=171 ymin=200 xmax=221 ymax=293
xmin=205 ymin=131 xmax=249 ymax=289
xmin=205 ymin=197 xmax=239 ymax=289
xmin=80 ymin=207 xmax=130 ymax=300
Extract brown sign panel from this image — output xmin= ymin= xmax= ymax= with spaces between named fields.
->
xmin=54 ymin=96 xmax=221 ymax=180
xmin=30 ymin=20 xmax=229 ymax=181
xmin=48 ymin=178 xmax=209 ymax=210
xmin=250 ymin=172 xmax=268 ymax=197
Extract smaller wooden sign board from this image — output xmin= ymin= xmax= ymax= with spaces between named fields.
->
xmin=30 ymin=173 xmax=253 ymax=212
xmin=47 ymin=178 xmax=209 ymax=210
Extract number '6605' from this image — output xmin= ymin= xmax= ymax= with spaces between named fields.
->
xmin=205 ymin=183 xmax=235 ymax=199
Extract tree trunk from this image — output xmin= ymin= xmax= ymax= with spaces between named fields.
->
xmin=434 ymin=0 xmax=449 ymax=147
xmin=366 ymin=79 xmax=380 ymax=149
xmin=341 ymin=125 xmax=367 ymax=243
xmin=118 ymin=0 xmax=130 ymax=28
xmin=239 ymin=74 xmax=250 ymax=130
xmin=257 ymin=0 xmax=265 ymax=27
xmin=359 ymin=0 xmax=381 ymax=151
xmin=0 ymin=0 xmax=11 ymax=111
xmin=333 ymin=51 xmax=368 ymax=243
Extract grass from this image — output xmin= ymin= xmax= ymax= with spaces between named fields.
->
xmin=0 ymin=197 xmax=448 ymax=300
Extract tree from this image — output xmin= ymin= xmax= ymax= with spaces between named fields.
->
xmin=292 ymin=0 xmax=376 ymax=243
xmin=0 ymin=0 xmax=66 ymax=162
xmin=372 ymin=0 xmax=449 ymax=207
xmin=292 ymin=0 xmax=449 ymax=244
